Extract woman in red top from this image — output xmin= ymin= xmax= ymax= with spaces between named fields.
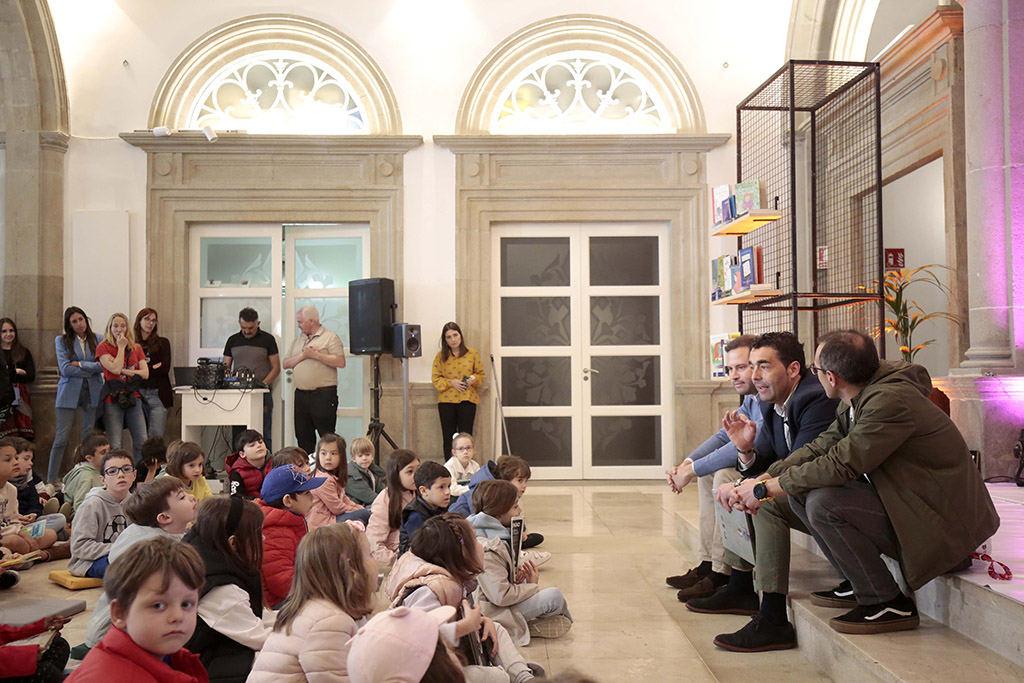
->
xmin=96 ymin=313 xmax=149 ymax=464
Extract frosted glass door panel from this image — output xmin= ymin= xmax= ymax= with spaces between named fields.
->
xmin=334 ymin=417 xmax=364 ymax=453
xmin=501 ymin=298 xmax=571 ymax=346
xmin=294 ymin=297 xmax=362 ymax=409
xmin=591 ymin=416 xmax=661 ymax=466
xmin=501 ymin=357 xmax=571 ymax=406
xmin=294 ymin=237 xmax=363 ymax=289
xmin=590 ymin=356 xmax=660 ymax=406
xmin=500 ymin=238 xmax=570 ymax=286
xmin=201 ymin=298 xmax=271 ymax=349
xmin=590 ymin=296 xmax=659 ymax=345
xmin=501 ymin=417 xmax=572 ymax=467
xmin=200 ymin=237 xmax=273 ymax=287
xmin=589 ymin=236 xmax=659 ymax=286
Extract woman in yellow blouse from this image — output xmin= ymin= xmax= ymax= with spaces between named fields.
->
xmin=431 ymin=322 xmax=485 ymax=460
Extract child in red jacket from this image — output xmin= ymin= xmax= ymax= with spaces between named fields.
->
xmin=0 ymin=614 xmax=71 ymax=682
xmin=257 ymin=465 xmax=325 ymax=608
xmin=224 ymin=430 xmax=270 ymax=499
xmin=67 ymin=536 xmax=208 ymax=683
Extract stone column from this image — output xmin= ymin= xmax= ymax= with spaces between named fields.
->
xmin=959 ymin=0 xmax=1023 ymax=369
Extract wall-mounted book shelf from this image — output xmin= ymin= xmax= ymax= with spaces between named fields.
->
xmin=710 ymin=209 xmax=783 ymax=237
xmin=713 ymin=284 xmax=782 ymax=306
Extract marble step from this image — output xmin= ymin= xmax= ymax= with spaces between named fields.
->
xmin=673 ymin=509 xmax=1024 ymax=681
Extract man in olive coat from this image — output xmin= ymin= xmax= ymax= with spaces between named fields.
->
xmin=717 ymin=329 xmax=998 ymax=651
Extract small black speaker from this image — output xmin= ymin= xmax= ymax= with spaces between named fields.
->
xmin=349 ymin=278 xmax=396 ymax=355
xmin=392 ymin=323 xmax=422 ymax=358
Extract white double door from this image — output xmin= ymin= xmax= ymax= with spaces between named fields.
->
xmin=491 ymin=223 xmax=672 ymax=479
xmin=189 ymin=223 xmax=370 ymax=450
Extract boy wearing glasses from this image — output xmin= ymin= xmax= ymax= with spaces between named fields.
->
xmin=69 ymin=449 xmax=134 ymax=578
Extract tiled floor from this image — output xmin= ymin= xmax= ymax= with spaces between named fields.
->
xmin=0 ymin=481 xmax=833 ymax=682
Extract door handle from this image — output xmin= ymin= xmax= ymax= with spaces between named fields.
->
xmin=583 ymin=368 xmax=599 ymax=374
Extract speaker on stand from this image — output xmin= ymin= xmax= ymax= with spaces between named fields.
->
xmin=349 ymin=278 xmax=399 ymax=458
xmin=391 ymin=323 xmax=422 ymax=448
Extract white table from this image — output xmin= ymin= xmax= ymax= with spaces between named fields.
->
xmin=176 ymin=387 xmax=268 ymax=444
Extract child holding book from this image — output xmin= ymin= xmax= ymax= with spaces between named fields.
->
xmin=62 ymin=431 xmax=110 ymax=517
xmin=258 ymin=464 xmax=325 ymax=608
xmin=346 ymin=436 xmax=385 ymax=506
xmin=0 ymin=438 xmax=65 ymax=561
xmin=398 ymin=460 xmax=452 ymax=556
xmin=68 ymin=449 xmax=133 ymax=578
xmin=249 ymin=522 xmax=376 ymax=681
xmin=0 ymin=613 xmax=71 ymax=683
xmin=468 ymin=480 xmax=572 ymax=645
xmin=224 ymin=429 xmax=270 ymax=499
xmin=161 ymin=441 xmax=213 ymax=502
xmin=67 ymin=536 xmax=207 ymax=683
xmin=307 ymin=433 xmax=371 ymax=528
xmin=184 ymin=496 xmax=271 ymax=683
xmin=8 ymin=438 xmax=68 ymax=545
xmin=366 ymin=449 xmax=419 ymax=567
xmin=83 ymin=476 xmax=197 ymax=651
xmin=445 ymin=432 xmax=481 ymax=498
xmin=387 ymin=512 xmax=544 ymax=683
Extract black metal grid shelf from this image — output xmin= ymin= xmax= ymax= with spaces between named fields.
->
xmin=735 ymin=60 xmax=884 ymax=349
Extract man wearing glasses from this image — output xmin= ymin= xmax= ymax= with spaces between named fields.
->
xmin=666 ymin=335 xmax=764 ymax=602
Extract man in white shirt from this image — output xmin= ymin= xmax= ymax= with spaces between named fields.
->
xmin=282 ymin=306 xmax=346 ymax=454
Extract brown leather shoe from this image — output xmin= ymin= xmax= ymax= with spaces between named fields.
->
xmin=676 ymin=576 xmax=719 ymax=602
xmin=41 ymin=542 xmax=72 ymax=562
xmin=666 ymin=566 xmax=706 ymax=590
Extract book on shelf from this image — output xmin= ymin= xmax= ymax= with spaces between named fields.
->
xmin=717 ymin=255 xmax=735 ymax=296
xmin=734 ymin=180 xmax=766 ymax=213
xmin=710 ymin=333 xmax=740 ymax=377
xmin=721 ymin=198 xmax=733 ymax=223
xmin=731 ymin=263 xmax=744 ymax=293
xmin=738 ymin=246 xmax=763 ymax=289
xmin=712 ymin=184 xmax=731 ymax=225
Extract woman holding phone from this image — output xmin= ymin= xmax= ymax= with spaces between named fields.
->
xmin=96 ymin=312 xmax=149 ymax=462
xmin=431 ymin=322 xmax=485 ymax=462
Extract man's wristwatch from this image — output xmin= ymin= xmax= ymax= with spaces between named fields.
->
xmin=752 ymin=481 xmax=773 ymax=501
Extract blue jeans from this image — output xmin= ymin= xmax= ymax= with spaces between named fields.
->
xmin=103 ymin=400 xmax=148 ymax=462
xmin=337 ymin=508 xmax=372 ymax=525
xmin=85 ymin=556 xmax=110 ymax=578
xmin=517 ymin=586 xmax=573 ymax=623
xmin=47 ymin=382 xmax=97 ymax=482
xmin=138 ymin=387 xmax=167 ymax=439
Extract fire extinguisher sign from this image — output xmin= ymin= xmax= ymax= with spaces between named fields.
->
xmin=884 ymin=248 xmax=905 ymax=271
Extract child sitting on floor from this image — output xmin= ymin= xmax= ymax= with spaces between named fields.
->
xmin=224 ymin=429 xmax=270 ymax=499
xmin=258 ymin=464 xmax=325 ymax=608
xmin=134 ymin=437 xmax=166 ymax=486
xmin=307 ymin=434 xmax=371 ymax=528
xmin=445 ymin=432 xmax=482 ymax=499
xmin=0 ymin=613 xmax=71 ymax=683
xmin=346 ymin=437 xmax=385 ymax=507
xmin=346 ymin=606 xmax=465 ymax=683
xmin=68 ymin=449 xmax=133 ymax=578
xmin=398 ymin=460 xmax=452 ymax=556
xmin=269 ymin=446 xmax=311 ymax=475
xmin=387 ymin=512 xmax=544 ymax=682
xmin=468 ymin=480 xmax=572 ymax=645
xmin=366 ymin=449 xmax=419 ymax=567
xmin=249 ymin=522 xmax=376 ymax=681
xmin=184 ymin=496 xmax=272 ymax=682
xmin=67 ymin=536 xmax=208 ymax=682
xmin=9 ymin=438 xmax=68 ymax=546
xmin=160 ymin=441 xmax=213 ymax=502
xmin=62 ymin=431 xmax=110 ymax=518
xmin=82 ymin=476 xmax=197 ymax=652
xmin=0 ymin=438 xmax=67 ymax=563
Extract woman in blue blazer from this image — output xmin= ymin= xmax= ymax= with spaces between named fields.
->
xmin=47 ymin=306 xmax=103 ymax=484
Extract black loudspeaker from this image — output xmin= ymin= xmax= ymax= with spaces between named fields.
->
xmin=392 ymin=323 xmax=422 ymax=358
xmin=349 ymin=278 xmax=396 ymax=355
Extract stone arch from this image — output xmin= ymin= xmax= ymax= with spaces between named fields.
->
xmin=786 ymin=0 xmax=880 ymax=61
xmin=149 ymin=14 xmax=402 ymax=134
xmin=455 ymin=14 xmax=706 ymax=134
xmin=0 ymin=0 xmax=69 ymax=133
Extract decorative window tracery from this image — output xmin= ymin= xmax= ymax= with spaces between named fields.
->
xmin=491 ymin=51 xmax=669 ymax=134
xmin=186 ymin=50 xmax=367 ymax=134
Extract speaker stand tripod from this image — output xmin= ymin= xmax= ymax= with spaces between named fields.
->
xmin=367 ymin=353 xmax=398 ymax=458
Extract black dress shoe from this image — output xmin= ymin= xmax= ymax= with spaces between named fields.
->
xmin=666 ymin=565 xmax=706 ymax=590
xmin=810 ymin=579 xmax=857 ymax=608
xmin=522 ymin=532 xmax=544 ymax=549
xmin=829 ymin=595 xmax=919 ymax=634
xmin=714 ymin=614 xmax=797 ymax=652
xmin=676 ymin=576 xmax=719 ymax=602
xmin=685 ymin=585 xmax=758 ymax=615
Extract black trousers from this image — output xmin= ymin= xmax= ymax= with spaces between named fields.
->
xmin=294 ymin=388 xmax=338 ymax=455
xmin=438 ymin=401 xmax=477 ymax=461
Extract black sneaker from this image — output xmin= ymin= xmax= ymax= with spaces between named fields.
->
xmin=522 ymin=532 xmax=544 ymax=549
xmin=713 ymin=614 xmax=797 ymax=652
xmin=666 ymin=565 xmax=707 ymax=590
xmin=70 ymin=643 xmax=91 ymax=660
xmin=810 ymin=579 xmax=857 ymax=608
xmin=829 ymin=595 xmax=919 ymax=634
xmin=685 ymin=585 xmax=758 ymax=615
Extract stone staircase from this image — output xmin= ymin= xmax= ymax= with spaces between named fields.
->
xmin=673 ymin=498 xmax=1024 ymax=682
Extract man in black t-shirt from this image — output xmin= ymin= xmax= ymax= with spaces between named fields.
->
xmin=223 ymin=307 xmax=280 ymax=449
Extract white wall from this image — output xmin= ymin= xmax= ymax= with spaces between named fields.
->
xmin=0 ymin=148 xmax=5 ymax=309
xmin=47 ymin=0 xmax=794 ymax=381
xmin=881 ymin=157 xmax=949 ymax=375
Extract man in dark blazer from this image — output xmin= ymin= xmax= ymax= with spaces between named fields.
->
xmin=685 ymin=332 xmax=839 ymax=640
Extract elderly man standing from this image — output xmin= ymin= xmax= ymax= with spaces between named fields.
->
xmin=283 ymin=305 xmax=346 ymax=454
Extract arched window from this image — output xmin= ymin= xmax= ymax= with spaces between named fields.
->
xmin=187 ymin=50 xmax=367 ymax=134
xmin=492 ymin=51 xmax=669 ymax=134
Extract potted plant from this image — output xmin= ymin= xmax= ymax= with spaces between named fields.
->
xmin=868 ymin=264 xmax=959 ymax=362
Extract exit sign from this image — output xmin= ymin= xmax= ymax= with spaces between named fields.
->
xmin=884 ymin=248 xmax=905 ymax=271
